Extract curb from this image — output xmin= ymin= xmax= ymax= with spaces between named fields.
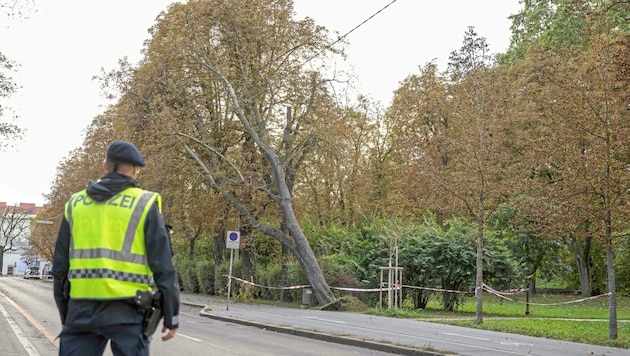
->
xmin=198 ymin=309 xmax=448 ymax=356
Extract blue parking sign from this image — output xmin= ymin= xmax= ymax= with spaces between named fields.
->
xmin=226 ymin=231 xmax=240 ymax=249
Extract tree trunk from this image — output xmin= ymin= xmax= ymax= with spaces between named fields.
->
xmin=606 ymin=242 xmax=617 ymax=339
xmin=475 ymin=220 xmax=484 ymax=324
xmin=528 ymin=278 xmax=536 ymax=296
xmin=213 ymin=223 xmax=226 ymax=295
xmin=180 ymin=84 xmax=335 ymax=304
xmin=242 ymin=242 xmax=254 ymax=283
xmin=605 ymin=201 xmax=617 ymax=338
xmin=279 ymin=243 xmax=291 ymax=302
xmin=286 ymin=217 xmax=334 ymax=305
xmin=443 ymin=291 xmax=457 ymax=311
xmin=188 ymin=238 xmax=195 ymax=259
xmin=569 ymin=236 xmax=592 ymax=297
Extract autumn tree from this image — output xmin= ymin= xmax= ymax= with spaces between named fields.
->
xmin=0 ymin=0 xmax=35 ymax=150
xmin=1 ymin=0 xmax=35 ymax=20
xmin=29 ymin=208 xmax=61 ymax=262
xmin=386 ymin=61 xmax=451 ymax=221
xmin=524 ymin=29 xmax=629 ymax=341
xmin=297 ymin=98 xmax=392 ymax=226
xmin=506 ymin=0 xmax=630 ymax=338
xmin=94 ymin=0 xmax=350 ymax=304
xmin=0 ymin=52 xmax=23 ymax=150
xmin=0 ymin=204 xmax=32 ymax=274
xmin=38 ymin=111 xmax=123 ymax=259
xmin=419 ymin=27 xmax=523 ymax=324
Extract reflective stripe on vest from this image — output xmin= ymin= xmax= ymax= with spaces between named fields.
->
xmin=65 ymin=189 xmax=158 ymax=299
xmin=68 ymin=268 xmax=151 ymax=284
xmin=67 ymin=191 xmax=155 ymax=265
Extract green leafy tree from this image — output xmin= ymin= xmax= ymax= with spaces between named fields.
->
xmin=493 ymin=207 xmax=564 ymax=294
xmin=401 ymin=216 xmax=476 ymax=311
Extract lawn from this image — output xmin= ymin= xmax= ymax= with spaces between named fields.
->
xmin=371 ymin=292 xmax=630 ymax=349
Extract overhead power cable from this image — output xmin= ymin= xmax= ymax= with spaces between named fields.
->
xmin=300 ymin=0 xmax=399 ymax=69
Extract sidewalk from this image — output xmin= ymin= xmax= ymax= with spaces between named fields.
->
xmin=181 ymin=294 xmax=439 ymax=355
xmin=180 ymin=293 xmax=629 ymax=356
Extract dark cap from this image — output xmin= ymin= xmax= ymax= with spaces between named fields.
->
xmin=106 ymin=141 xmax=146 ymax=167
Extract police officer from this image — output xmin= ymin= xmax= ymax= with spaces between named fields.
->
xmin=53 ymin=141 xmax=180 ymax=356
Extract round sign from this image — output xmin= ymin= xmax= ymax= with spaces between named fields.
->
xmin=229 ymin=232 xmax=239 ymax=241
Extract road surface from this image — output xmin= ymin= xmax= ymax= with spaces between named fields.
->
xmin=0 ymin=277 xmax=396 ymax=355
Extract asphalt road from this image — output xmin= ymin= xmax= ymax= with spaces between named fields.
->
xmin=0 ymin=277 xmax=395 ymax=355
xmin=200 ymin=298 xmax=629 ymax=356
xmin=1 ymin=276 xmax=628 ymax=355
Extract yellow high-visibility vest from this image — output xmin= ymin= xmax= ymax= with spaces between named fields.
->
xmin=64 ymin=187 xmax=161 ymax=300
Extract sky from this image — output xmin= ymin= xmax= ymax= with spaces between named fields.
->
xmin=0 ymin=0 xmax=522 ymax=206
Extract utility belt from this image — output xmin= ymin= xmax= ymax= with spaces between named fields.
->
xmin=133 ymin=290 xmax=163 ymax=337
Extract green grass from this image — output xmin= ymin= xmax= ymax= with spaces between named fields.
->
xmin=369 ymin=293 xmax=630 ymax=349
xmin=433 ymin=318 xmax=630 ymax=349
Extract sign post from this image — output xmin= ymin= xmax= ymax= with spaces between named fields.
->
xmin=226 ymin=231 xmax=240 ymax=311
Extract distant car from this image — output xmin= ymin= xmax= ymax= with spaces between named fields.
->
xmin=23 ymin=269 xmax=41 ymax=279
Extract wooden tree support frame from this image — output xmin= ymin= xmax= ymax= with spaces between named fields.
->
xmin=379 ymin=266 xmax=403 ymax=310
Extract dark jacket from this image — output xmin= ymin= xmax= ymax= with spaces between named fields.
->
xmin=52 ymin=173 xmax=180 ymax=330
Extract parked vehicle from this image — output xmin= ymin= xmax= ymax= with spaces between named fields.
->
xmin=23 ymin=260 xmax=41 ymax=279
xmin=23 ymin=269 xmax=40 ymax=279
xmin=42 ymin=264 xmax=53 ymax=280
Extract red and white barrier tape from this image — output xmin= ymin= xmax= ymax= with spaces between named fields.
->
xmin=402 ymin=284 xmax=467 ymax=294
xmin=333 ymin=285 xmax=401 ymax=292
xmin=226 ymin=275 xmax=310 ymax=290
xmin=482 ymin=283 xmax=527 ymax=296
xmin=483 ymin=283 xmax=612 ymax=305
xmin=225 ymin=276 xmax=609 ymax=306
xmin=225 ymin=275 xmax=402 ymax=292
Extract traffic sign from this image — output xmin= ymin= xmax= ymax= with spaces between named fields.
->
xmin=226 ymin=231 xmax=240 ymax=249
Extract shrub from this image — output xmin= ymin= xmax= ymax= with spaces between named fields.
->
xmin=320 ymin=295 xmax=367 ymax=312
xmin=255 ymin=261 xmax=283 ymax=300
xmin=216 ymin=258 xmax=243 ymax=297
xmin=178 ymin=259 xmax=199 ymax=293
xmin=196 ymin=259 xmax=215 ymax=295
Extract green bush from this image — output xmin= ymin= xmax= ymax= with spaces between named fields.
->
xmin=255 ymin=261 xmax=283 ymax=300
xmin=216 ymin=258 xmax=243 ymax=297
xmin=319 ymin=253 xmax=358 ymax=285
xmin=319 ymin=253 xmax=364 ymax=301
xmin=253 ymin=258 xmax=309 ymax=302
xmin=285 ymin=259 xmax=309 ymax=302
xmin=196 ymin=259 xmax=215 ymax=295
xmin=178 ymin=259 xmax=199 ymax=293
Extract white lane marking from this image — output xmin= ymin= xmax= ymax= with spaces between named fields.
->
xmin=0 ymin=295 xmax=40 ymax=356
xmin=177 ymin=332 xmax=240 ymax=353
xmin=296 ymin=316 xmax=347 ymax=324
xmin=177 ymin=333 xmax=202 ymax=342
xmin=442 ymin=332 xmax=490 ymax=341
xmin=499 ymin=341 xmax=534 ymax=346
xmin=0 ymin=290 xmax=59 ymax=348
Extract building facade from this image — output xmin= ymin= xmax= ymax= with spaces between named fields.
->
xmin=0 ymin=202 xmax=49 ymax=277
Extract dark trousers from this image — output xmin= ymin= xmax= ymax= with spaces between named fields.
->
xmin=59 ymin=323 xmax=149 ymax=356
